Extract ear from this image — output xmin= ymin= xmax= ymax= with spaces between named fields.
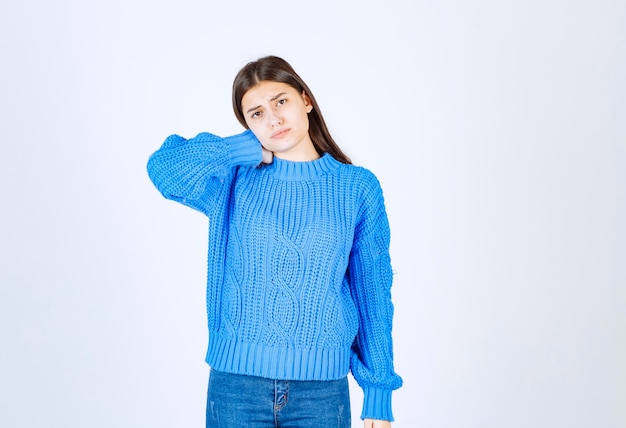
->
xmin=302 ymin=91 xmax=313 ymax=113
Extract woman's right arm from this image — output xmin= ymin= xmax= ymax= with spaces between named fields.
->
xmin=147 ymin=129 xmax=262 ymax=214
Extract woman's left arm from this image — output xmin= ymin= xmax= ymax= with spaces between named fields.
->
xmin=348 ymin=171 xmax=403 ymax=422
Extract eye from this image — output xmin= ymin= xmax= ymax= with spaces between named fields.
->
xmin=277 ymin=98 xmax=287 ymax=106
xmin=250 ymin=111 xmax=261 ymax=119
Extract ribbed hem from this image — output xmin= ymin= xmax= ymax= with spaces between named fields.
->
xmin=361 ymin=387 xmax=394 ymax=421
xmin=205 ymin=335 xmax=351 ymax=381
xmin=223 ymin=130 xmax=263 ymax=167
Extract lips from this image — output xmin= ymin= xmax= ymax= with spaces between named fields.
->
xmin=271 ymin=128 xmax=290 ymax=138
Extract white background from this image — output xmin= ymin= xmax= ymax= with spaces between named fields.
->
xmin=1 ymin=1 xmax=624 ymax=427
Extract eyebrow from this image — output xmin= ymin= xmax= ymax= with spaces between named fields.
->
xmin=245 ymin=92 xmax=288 ymax=114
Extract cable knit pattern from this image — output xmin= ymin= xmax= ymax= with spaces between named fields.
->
xmin=147 ymin=130 xmax=402 ymax=420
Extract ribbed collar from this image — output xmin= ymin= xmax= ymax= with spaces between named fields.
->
xmin=261 ymin=153 xmax=342 ymax=180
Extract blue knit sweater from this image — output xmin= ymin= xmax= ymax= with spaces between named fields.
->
xmin=147 ymin=130 xmax=402 ymax=420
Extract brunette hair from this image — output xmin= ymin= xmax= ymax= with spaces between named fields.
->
xmin=232 ymin=56 xmax=352 ymax=164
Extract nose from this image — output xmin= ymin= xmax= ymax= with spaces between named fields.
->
xmin=269 ymin=110 xmax=282 ymax=128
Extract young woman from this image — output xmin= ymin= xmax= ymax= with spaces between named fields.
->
xmin=147 ymin=56 xmax=402 ymax=428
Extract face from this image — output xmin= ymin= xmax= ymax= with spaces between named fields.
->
xmin=241 ymin=80 xmax=317 ymax=161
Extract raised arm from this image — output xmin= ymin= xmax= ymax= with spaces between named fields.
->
xmin=147 ymin=130 xmax=262 ymax=214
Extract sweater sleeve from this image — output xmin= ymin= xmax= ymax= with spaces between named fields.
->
xmin=146 ymin=130 xmax=262 ymax=215
xmin=348 ymin=172 xmax=403 ymax=421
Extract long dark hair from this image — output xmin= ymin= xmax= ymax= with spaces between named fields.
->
xmin=232 ymin=56 xmax=352 ymax=164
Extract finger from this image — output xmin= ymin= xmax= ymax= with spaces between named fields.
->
xmin=261 ymin=147 xmax=273 ymax=164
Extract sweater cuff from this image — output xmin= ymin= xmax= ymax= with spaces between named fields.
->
xmin=223 ymin=129 xmax=263 ymax=167
xmin=361 ymin=387 xmax=394 ymax=421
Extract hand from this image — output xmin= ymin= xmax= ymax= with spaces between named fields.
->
xmin=261 ymin=147 xmax=273 ymax=164
xmin=363 ymin=419 xmax=391 ymax=428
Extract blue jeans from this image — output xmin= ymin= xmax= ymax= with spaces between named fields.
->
xmin=206 ymin=369 xmax=351 ymax=428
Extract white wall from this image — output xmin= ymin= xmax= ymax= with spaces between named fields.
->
xmin=1 ymin=1 xmax=624 ymax=427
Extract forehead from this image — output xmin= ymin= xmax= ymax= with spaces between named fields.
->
xmin=241 ymin=81 xmax=298 ymax=107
